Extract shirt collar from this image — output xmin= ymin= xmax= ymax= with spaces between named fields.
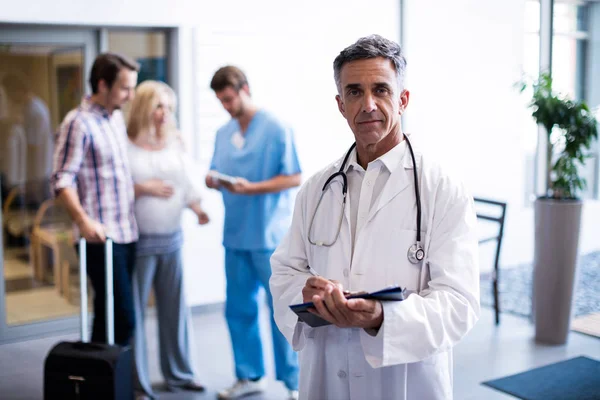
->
xmin=81 ymin=96 xmax=111 ymax=119
xmin=345 ymin=139 xmax=408 ymax=174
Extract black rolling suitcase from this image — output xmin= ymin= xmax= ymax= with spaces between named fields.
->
xmin=44 ymin=238 xmax=133 ymax=400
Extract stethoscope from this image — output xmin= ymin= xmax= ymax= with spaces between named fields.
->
xmin=307 ymin=133 xmax=425 ymax=264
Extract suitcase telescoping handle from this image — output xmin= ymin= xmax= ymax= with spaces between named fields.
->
xmin=79 ymin=237 xmax=115 ymax=345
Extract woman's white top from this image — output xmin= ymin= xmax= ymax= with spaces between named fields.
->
xmin=128 ymin=140 xmax=201 ymax=235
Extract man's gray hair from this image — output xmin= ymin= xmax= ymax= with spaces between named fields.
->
xmin=333 ymin=34 xmax=407 ymax=93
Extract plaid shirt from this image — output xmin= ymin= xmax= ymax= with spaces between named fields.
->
xmin=51 ymin=97 xmax=138 ymax=244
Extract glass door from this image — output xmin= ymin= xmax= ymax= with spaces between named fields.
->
xmin=0 ymin=25 xmax=98 ymax=343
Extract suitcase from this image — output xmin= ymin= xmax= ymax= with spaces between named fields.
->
xmin=43 ymin=238 xmax=133 ymax=400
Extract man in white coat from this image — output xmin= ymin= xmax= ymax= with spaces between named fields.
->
xmin=269 ymin=34 xmax=480 ymax=400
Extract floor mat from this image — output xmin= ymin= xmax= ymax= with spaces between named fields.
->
xmin=4 ymin=277 xmax=52 ymax=293
xmin=482 ymin=356 xmax=600 ymax=400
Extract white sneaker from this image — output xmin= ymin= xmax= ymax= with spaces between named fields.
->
xmin=217 ymin=378 xmax=267 ymax=399
xmin=287 ymin=389 xmax=299 ymax=400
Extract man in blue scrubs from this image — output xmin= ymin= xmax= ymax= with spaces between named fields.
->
xmin=205 ymin=65 xmax=301 ymax=400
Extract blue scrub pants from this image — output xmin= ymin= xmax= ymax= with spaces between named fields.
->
xmin=224 ymin=249 xmax=299 ymax=390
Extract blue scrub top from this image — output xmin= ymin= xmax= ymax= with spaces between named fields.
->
xmin=210 ymin=109 xmax=302 ymax=250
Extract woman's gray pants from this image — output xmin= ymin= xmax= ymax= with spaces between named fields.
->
xmin=132 ymin=248 xmax=197 ymax=397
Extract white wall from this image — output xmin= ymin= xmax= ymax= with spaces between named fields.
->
xmin=0 ymin=0 xmax=400 ymax=306
xmin=404 ymin=0 xmax=600 ymax=271
xmin=188 ymin=1 xmax=400 ymax=305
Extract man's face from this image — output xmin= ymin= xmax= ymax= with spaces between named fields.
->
xmin=215 ymin=86 xmax=246 ymax=118
xmin=101 ymin=68 xmax=138 ymax=111
xmin=335 ymin=57 xmax=409 ymax=149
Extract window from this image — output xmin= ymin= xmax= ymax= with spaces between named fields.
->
xmin=524 ymin=0 xmax=599 ymax=199
xmin=107 ymin=30 xmax=169 ymax=84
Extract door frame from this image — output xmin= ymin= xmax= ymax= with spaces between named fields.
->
xmin=0 ymin=24 xmax=99 ymax=344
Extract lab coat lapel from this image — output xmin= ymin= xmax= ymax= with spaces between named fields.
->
xmin=367 ymin=151 xmax=415 ymax=222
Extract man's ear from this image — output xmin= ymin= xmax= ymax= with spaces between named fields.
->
xmin=399 ymin=89 xmax=410 ymax=114
xmin=336 ymin=94 xmax=345 ymax=116
xmin=240 ymin=83 xmax=251 ymax=97
xmin=98 ymin=79 xmax=108 ymax=94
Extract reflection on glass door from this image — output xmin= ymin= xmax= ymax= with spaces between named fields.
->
xmin=1 ymin=44 xmax=86 ymax=325
xmin=108 ymin=30 xmax=168 ymax=84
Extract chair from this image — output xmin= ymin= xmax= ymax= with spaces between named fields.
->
xmin=2 ymin=181 xmax=52 ymax=249
xmin=2 ymin=185 xmax=38 ymax=249
xmin=29 ymin=198 xmax=74 ymax=294
xmin=474 ymin=197 xmax=507 ymax=325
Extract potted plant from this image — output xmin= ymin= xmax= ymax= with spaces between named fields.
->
xmin=520 ymin=72 xmax=598 ymax=344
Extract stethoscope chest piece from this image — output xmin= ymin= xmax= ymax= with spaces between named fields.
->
xmin=407 ymin=242 xmax=425 ymax=264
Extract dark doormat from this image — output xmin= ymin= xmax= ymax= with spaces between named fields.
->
xmin=482 ymin=356 xmax=600 ymax=400
xmin=5 ymin=277 xmax=52 ymax=293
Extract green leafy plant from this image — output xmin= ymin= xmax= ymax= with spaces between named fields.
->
xmin=520 ymin=73 xmax=598 ymax=199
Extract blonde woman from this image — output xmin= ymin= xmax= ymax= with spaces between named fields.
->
xmin=128 ymin=80 xmax=209 ymax=400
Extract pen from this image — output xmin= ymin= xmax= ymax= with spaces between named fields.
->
xmin=306 ymin=266 xmax=352 ymax=295
xmin=306 ymin=265 xmax=319 ymax=277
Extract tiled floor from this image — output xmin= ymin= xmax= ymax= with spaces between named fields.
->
xmin=0 ymin=305 xmax=599 ymax=400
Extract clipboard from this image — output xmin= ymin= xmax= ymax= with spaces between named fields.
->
xmin=289 ymin=285 xmax=405 ymax=328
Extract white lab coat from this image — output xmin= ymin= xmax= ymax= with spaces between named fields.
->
xmin=270 ymin=143 xmax=480 ymax=400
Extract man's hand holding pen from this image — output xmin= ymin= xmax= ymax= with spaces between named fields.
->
xmin=301 ymin=275 xmax=383 ymax=330
xmin=302 ymin=276 xmax=343 ymax=303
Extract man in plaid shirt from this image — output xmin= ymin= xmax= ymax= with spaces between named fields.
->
xmin=51 ymin=53 xmax=139 ymax=346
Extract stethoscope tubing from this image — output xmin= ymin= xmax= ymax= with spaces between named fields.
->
xmin=308 ymin=134 xmax=424 ymax=263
